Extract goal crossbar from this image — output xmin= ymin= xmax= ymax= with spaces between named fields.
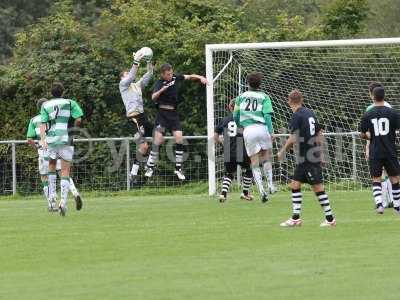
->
xmin=206 ymin=37 xmax=400 ymax=52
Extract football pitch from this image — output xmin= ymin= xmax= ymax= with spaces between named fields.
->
xmin=0 ymin=190 xmax=399 ymax=300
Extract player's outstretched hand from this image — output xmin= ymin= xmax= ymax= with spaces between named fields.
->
xmin=132 ymin=50 xmax=144 ymax=65
xmin=200 ymin=76 xmax=208 ymax=85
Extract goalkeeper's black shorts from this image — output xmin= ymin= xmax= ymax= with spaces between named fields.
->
xmin=128 ymin=113 xmax=153 ymax=143
xmin=293 ymin=162 xmax=323 ymax=185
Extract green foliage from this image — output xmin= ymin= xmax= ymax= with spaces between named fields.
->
xmin=0 ymin=7 xmax=124 ymax=140
xmin=322 ymin=0 xmax=369 ymax=38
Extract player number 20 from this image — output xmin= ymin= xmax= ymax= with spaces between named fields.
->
xmin=371 ymin=118 xmax=389 ymax=136
xmin=227 ymin=121 xmax=237 ymax=137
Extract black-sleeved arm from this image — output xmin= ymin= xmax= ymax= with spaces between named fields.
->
xmin=359 ymin=114 xmax=369 ymax=133
xmin=215 ymin=115 xmax=231 ymax=134
xmin=289 ymin=114 xmax=300 ymax=134
xmin=394 ymin=110 xmax=400 ymax=130
xmin=215 ymin=120 xmax=224 ymax=135
xmin=175 ymin=74 xmax=185 ymax=82
xmin=315 ymin=116 xmax=323 ymax=133
xmin=153 ymin=80 xmax=163 ymax=93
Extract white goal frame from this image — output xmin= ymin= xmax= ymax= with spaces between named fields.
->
xmin=205 ymin=37 xmax=400 ymax=195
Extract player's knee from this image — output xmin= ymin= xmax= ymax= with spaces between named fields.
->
xmin=244 ymin=169 xmax=253 ymax=178
xmin=290 ymin=180 xmax=301 ymax=190
xmin=139 ymin=142 xmax=149 ymax=155
xmin=225 ymin=172 xmax=234 ymax=180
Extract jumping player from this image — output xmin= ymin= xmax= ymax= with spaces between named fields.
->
xmin=145 ymin=63 xmax=207 ymax=180
xmin=214 ymin=100 xmax=253 ymax=202
xmin=360 ymin=86 xmax=400 ymax=214
xmin=278 ymin=89 xmax=336 ymax=227
xmin=119 ymin=50 xmax=154 ymax=182
xmin=233 ymin=72 xmax=274 ymax=202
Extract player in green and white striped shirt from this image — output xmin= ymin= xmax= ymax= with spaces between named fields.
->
xmin=27 ymin=98 xmax=82 ymax=211
xmin=40 ymin=82 xmax=84 ymax=216
xmin=233 ymin=72 xmax=275 ymax=202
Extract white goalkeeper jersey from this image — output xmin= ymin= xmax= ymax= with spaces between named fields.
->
xmin=119 ymin=63 xmax=153 ymax=116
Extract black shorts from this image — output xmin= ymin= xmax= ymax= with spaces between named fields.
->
xmin=369 ymin=158 xmax=400 ymax=177
xmin=293 ymin=162 xmax=323 ymax=185
xmin=224 ymin=155 xmax=251 ymax=174
xmin=154 ymin=109 xmax=181 ymax=133
xmin=128 ymin=113 xmax=153 ymax=143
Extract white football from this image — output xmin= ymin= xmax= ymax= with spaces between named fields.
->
xmin=140 ymin=47 xmax=153 ymax=61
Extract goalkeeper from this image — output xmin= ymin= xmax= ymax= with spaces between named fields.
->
xmin=119 ymin=49 xmax=154 ymax=182
xmin=27 ymin=98 xmax=82 ymax=212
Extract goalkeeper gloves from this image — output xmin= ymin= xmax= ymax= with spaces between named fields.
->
xmin=132 ymin=51 xmax=144 ymax=65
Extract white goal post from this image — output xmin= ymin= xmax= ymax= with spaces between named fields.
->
xmin=206 ymin=38 xmax=400 ymax=195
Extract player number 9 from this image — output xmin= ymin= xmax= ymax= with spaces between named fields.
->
xmin=227 ymin=121 xmax=237 ymax=137
xmin=309 ymin=117 xmax=316 ymax=135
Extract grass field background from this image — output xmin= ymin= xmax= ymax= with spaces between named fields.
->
xmin=0 ymin=190 xmax=399 ymax=300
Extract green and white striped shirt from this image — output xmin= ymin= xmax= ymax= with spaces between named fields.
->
xmin=26 ymin=115 xmax=43 ymax=140
xmin=40 ymin=98 xmax=83 ymax=147
xmin=233 ymin=90 xmax=273 ymax=133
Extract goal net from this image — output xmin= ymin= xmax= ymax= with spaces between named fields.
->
xmin=206 ymin=38 xmax=400 ymax=195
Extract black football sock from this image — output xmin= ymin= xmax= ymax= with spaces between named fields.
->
xmin=292 ymin=189 xmax=302 ymax=219
xmin=372 ymin=182 xmax=383 ymax=207
xmin=391 ymin=182 xmax=400 ymax=209
xmin=316 ymin=191 xmax=334 ymax=221
xmin=175 ymin=143 xmax=184 ymax=171
xmin=147 ymin=144 xmax=160 ymax=169
xmin=221 ymin=175 xmax=233 ymax=197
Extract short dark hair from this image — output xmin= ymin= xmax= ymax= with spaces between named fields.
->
xmin=246 ymin=72 xmax=262 ymax=89
xmin=373 ymin=86 xmax=385 ymax=101
xmin=368 ymin=81 xmax=383 ymax=93
xmin=288 ymin=89 xmax=304 ymax=104
xmin=51 ymin=82 xmax=64 ymax=98
xmin=160 ymin=63 xmax=172 ymax=73
xmin=36 ymin=98 xmax=48 ymax=110
xmin=120 ymin=69 xmax=128 ymax=78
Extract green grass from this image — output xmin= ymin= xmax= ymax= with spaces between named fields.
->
xmin=0 ymin=190 xmax=399 ymax=300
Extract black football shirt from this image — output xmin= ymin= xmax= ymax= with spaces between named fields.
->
xmin=360 ymin=106 xmax=400 ymax=159
xmin=289 ymin=106 xmax=322 ymax=164
xmin=153 ymin=74 xmax=185 ymax=109
xmin=215 ymin=113 xmax=247 ymax=163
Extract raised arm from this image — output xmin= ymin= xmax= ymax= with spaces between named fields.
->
xmin=119 ymin=63 xmax=139 ymax=88
xmin=139 ymin=62 xmax=154 ymax=90
xmin=183 ymin=74 xmax=208 ymax=85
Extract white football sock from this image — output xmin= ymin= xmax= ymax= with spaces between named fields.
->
xmin=262 ymin=161 xmax=274 ymax=187
xmin=252 ymin=166 xmax=265 ymax=195
xmin=60 ymin=177 xmax=70 ymax=207
xmin=69 ymin=177 xmax=79 ymax=197
xmin=48 ymin=172 xmax=57 ymax=201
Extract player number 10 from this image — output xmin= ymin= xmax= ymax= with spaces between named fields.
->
xmin=371 ymin=118 xmax=389 ymax=136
